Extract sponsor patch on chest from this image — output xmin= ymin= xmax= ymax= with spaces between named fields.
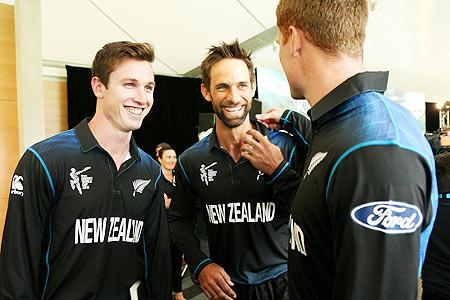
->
xmin=351 ymin=201 xmax=423 ymax=234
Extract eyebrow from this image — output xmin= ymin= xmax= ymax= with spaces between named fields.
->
xmin=121 ymin=78 xmax=155 ymax=86
xmin=214 ymin=82 xmax=230 ymax=89
xmin=214 ymin=80 xmax=249 ymax=88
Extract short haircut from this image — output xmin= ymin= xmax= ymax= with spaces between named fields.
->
xmin=156 ymin=142 xmax=171 ymax=157
xmin=157 ymin=143 xmax=174 ymax=159
xmin=200 ymin=40 xmax=255 ymax=91
xmin=435 ymin=152 xmax=450 ymax=193
xmin=276 ymin=0 xmax=368 ymax=58
xmin=92 ymin=41 xmax=155 ymax=88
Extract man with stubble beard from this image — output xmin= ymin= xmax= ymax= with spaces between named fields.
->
xmin=168 ymin=40 xmax=309 ymax=300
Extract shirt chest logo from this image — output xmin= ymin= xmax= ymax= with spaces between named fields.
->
xmin=304 ymin=152 xmax=328 ymax=178
xmin=132 ymin=179 xmax=152 ymax=197
xmin=70 ymin=166 xmax=93 ymax=195
xmin=351 ymin=201 xmax=423 ymax=234
xmin=200 ymin=162 xmax=218 ymax=186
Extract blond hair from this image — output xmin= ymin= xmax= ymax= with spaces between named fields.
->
xmin=276 ymin=0 xmax=368 ymax=57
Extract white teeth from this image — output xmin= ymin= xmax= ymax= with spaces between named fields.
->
xmin=125 ymin=107 xmax=143 ymax=115
xmin=224 ymin=106 xmax=243 ymax=113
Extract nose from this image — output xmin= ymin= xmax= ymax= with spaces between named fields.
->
xmin=228 ymin=86 xmax=240 ymax=104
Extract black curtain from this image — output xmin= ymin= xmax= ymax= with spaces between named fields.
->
xmin=66 ymin=65 xmax=212 ymax=156
xmin=425 ymin=102 xmax=440 ymax=133
xmin=66 ymin=66 xmax=96 ymax=128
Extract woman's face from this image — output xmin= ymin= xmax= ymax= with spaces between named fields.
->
xmin=159 ymin=149 xmax=177 ymax=171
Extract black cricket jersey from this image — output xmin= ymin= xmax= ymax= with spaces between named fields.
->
xmin=423 ymin=192 xmax=450 ymax=296
xmin=282 ymin=72 xmax=438 ymax=300
xmin=0 ymin=119 xmax=171 ymax=300
xmin=160 ymin=173 xmax=175 ymax=200
xmin=168 ymin=120 xmax=308 ymax=284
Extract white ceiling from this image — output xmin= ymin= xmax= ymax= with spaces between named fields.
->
xmin=11 ymin=0 xmax=450 ymax=102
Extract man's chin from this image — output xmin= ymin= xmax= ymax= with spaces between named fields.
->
xmin=221 ymin=117 xmax=246 ymax=128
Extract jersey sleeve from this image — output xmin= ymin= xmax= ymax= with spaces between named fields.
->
xmin=279 ymin=109 xmax=312 ymax=147
xmin=265 ymin=154 xmax=301 ymax=205
xmin=168 ymin=158 xmax=212 ymax=278
xmin=326 ymin=145 xmax=433 ymax=299
xmin=263 ymin=109 xmax=311 ymax=202
xmin=142 ymin=170 xmax=172 ymax=300
xmin=0 ymin=149 xmax=55 ymax=299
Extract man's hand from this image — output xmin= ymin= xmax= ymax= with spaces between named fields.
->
xmin=241 ymin=129 xmax=284 ymax=175
xmin=255 ymin=108 xmax=285 ymax=130
xmin=198 ymin=263 xmax=236 ymax=300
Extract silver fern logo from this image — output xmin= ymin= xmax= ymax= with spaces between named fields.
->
xmin=132 ymin=179 xmax=151 ymax=197
xmin=304 ymin=152 xmax=328 ymax=178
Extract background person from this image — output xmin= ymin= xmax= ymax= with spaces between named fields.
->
xmin=157 ymin=143 xmax=187 ymax=300
xmin=422 ymin=152 xmax=450 ymax=300
xmin=156 ymin=142 xmax=171 ymax=160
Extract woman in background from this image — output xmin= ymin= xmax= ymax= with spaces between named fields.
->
xmin=158 ymin=144 xmax=186 ymax=300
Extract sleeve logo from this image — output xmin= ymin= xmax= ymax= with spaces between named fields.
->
xmin=351 ymin=201 xmax=423 ymax=234
xmin=11 ymin=175 xmax=24 ymax=196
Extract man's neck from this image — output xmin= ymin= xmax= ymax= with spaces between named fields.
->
xmin=88 ymin=114 xmax=132 ymax=170
xmin=305 ymin=52 xmax=364 ymax=107
xmin=215 ymin=116 xmax=253 ymax=162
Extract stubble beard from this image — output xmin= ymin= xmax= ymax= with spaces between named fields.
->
xmin=213 ymin=101 xmax=251 ymax=128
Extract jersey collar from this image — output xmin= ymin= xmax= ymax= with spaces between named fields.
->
xmin=208 ymin=117 xmax=269 ymax=152
xmin=308 ymin=71 xmax=388 ymax=125
xmin=74 ymin=118 xmax=141 ymax=160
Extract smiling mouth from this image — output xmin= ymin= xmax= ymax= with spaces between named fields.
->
xmin=124 ymin=106 xmax=144 ymax=115
xmin=223 ymin=105 xmax=244 ymax=114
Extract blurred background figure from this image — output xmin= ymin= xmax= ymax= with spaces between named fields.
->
xmin=157 ymin=144 xmax=186 ymax=300
xmin=156 ymin=142 xmax=171 ymax=161
xmin=422 ymin=152 xmax=450 ymax=300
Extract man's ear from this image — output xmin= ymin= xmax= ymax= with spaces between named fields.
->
xmin=91 ymin=77 xmax=105 ymax=98
xmin=201 ymin=83 xmax=212 ymax=102
xmin=289 ymin=25 xmax=305 ymax=57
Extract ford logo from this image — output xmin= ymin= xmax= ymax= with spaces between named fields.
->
xmin=351 ymin=201 xmax=423 ymax=234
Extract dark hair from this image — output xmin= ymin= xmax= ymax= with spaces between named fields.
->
xmin=435 ymin=152 xmax=450 ymax=193
xmin=200 ymin=40 xmax=255 ymax=91
xmin=157 ymin=143 xmax=173 ymax=159
xmin=92 ymin=41 xmax=155 ymax=88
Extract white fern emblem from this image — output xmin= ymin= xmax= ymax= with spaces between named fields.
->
xmin=304 ymin=152 xmax=328 ymax=178
xmin=132 ymin=179 xmax=152 ymax=197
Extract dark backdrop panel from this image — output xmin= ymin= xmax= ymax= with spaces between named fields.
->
xmin=426 ymin=102 xmax=440 ymax=133
xmin=66 ymin=66 xmax=212 ymax=157
xmin=66 ymin=66 xmax=97 ymax=128
xmin=134 ymin=75 xmax=212 ymax=156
